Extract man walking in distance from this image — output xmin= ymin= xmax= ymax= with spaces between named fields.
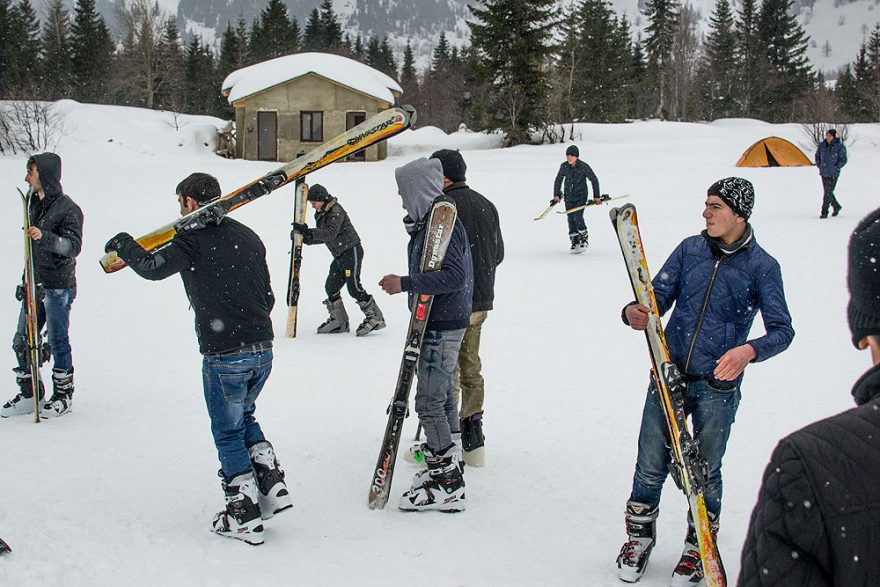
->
xmin=292 ymin=183 xmax=385 ymax=336
xmin=430 ymin=149 xmax=503 ymax=466
xmin=379 ymin=157 xmax=473 ymax=512
xmin=815 ymin=128 xmax=847 ymax=219
xmin=552 ymin=145 xmax=601 ymax=254
xmin=615 ymin=178 xmax=794 ymax=584
xmin=2 ymin=153 xmax=82 ymax=419
xmin=104 ymin=173 xmax=291 ymax=545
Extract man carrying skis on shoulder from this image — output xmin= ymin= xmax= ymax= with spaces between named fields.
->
xmin=616 ymin=177 xmax=794 ymax=584
xmin=291 ymin=183 xmax=385 ymax=336
xmin=2 ymin=153 xmax=82 ymax=419
xmin=104 ymin=172 xmax=291 ymax=545
xmin=379 ymin=157 xmax=473 ymax=512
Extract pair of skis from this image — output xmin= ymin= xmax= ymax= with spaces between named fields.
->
xmin=368 ymin=197 xmax=458 ymax=510
xmin=99 ymin=105 xmax=416 ymax=274
xmin=18 ymin=188 xmax=48 ymax=424
xmin=533 ymin=193 xmax=628 ymax=220
xmin=286 ymin=180 xmax=308 ymax=337
xmin=610 ymin=204 xmax=726 ymax=587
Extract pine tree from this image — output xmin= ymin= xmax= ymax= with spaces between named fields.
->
xmin=468 ymin=0 xmax=557 ymax=144
xmin=70 ymin=0 xmax=113 ymax=103
xmin=698 ymin=0 xmax=739 ymax=119
xmin=250 ymin=0 xmax=296 ymax=62
xmin=219 ymin=18 xmax=248 ymax=77
xmin=154 ymin=17 xmax=183 ymax=112
xmin=39 ymin=0 xmax=73 ymax=100
xmin=318 ymin=0 xmax=342 ymax=52
xmin=352 ymin=34 xmax=364 ymax=60
xmin=183 ymin=34 xmax=216 ymax=115
xmin=735 ymin=0 xmax=759 ymax=115
xmin=5 ymin=0 xmax=41 ymax=96
xmin=642 ymin=0 xmax=679 ymax=118
xmin=399 ymin=40 xmax=419 ymax=110
xmin=302 ymin=8 xmax=322 ymax=51
xmin=754 ymin=0 xmax=814 ymax=121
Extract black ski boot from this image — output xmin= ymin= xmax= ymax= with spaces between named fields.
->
xmin=460 ymin=412 xmax=485 ymax=467
xmin=617 ymin=500 xmax=658 ymax=583
xmin=41 ymin=368 xmax=74 ymax=418
xmin=1 ymin=368 xmax=45 ymax=418
xmin=356 ymin=296 xmax=386 ymax=337
xmin=317 ymin=298 xmax=349 ymax=334
xmin=399 ymin=444 xmax=466 ymax=512
xmin=671 ymin=513 xmax=721 ymax=586
xmin=212 ymin=470 xmax=264 ymax=545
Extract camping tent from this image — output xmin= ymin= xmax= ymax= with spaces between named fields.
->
xmin=736 ymin=136 xmax=813 ymax=167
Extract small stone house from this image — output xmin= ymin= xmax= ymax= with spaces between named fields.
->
xmin=221 ymin=52 xmax=402 ymax=163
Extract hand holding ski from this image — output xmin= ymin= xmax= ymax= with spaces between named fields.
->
xmin=557 ymin=194 xmax=629 ymax=214
xmin=532 ymin=200 xmax=558 ymax=220
xmin=286 ymin=181 xmax=309 ymax=338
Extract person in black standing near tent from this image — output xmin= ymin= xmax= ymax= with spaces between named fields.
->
xmin=552 ymin=145 xmax=601 ymax=254
xmin=814 ymin=128 xmax=847 ymax=219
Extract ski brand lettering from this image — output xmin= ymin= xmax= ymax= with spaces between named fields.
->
xmin=427 ymin=222 xmax=446 ymax=269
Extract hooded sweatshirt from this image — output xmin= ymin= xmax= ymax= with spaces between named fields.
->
xmin=28 ymin=153 xmax=83 ymax=288
xmin=394 ymin=158 xmax=473 ymax=331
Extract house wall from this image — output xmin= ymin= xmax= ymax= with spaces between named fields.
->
xmin=234 ymin=73 xmax=394 ymax=163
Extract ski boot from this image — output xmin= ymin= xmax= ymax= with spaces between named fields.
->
xmin=212 ymin=470 xmax=264 ymax=545
xmin=248 ymin=440 xmax=293 ymax=520
xmin=355 ymin=296 xmax=386 ymax=337
xmin=616 ymin=500 xmax=658 ymax=583
xmin=399 ymin=444 xmax=465 ymax=512
xmin=317 ymin=297 xmax=349 ymax=334
xmin=578 ymin=229 xmax=589 ymax=252
xmin=569 ymin=233 xmax=582 ymax=255
xmin=460 ymin=412 xmax=485 ymax=467
xmin=1 ymin=368 xmax=45 ymax=418
xmin=408 ymin=433 xmax=464 ymax=487
xmin=40 ymin=368 xmax=74 ymax=418
xmin=670 ymin=513 xmax=722 ymax=586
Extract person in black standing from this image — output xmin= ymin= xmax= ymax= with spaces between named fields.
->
xmin=814 ymin=128 xmax=847 ymax=219
xmin=2 ymin=153 xmax=82 ymax=419
xmin=105 ymin=172 xmax=291 ymax=545
xmin=292 ymin=184 xmax=385 ymax=336
xmin=429 ymin=149 xmax=504 ymax=467
xmin=552 ymin=145 xmax=601 ymax=254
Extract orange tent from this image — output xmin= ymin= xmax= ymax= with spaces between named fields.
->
xmin=736 ymin=137 xmax=813 ymax=167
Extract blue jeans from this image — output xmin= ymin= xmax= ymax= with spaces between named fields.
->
xmin=415 ymin=328 xmax=466 ymax=452
xmin=202 ymin=349 xmax=272 ymax=480
xmin=629 ymin=378 xmax=741 ymax=517
xmin=14 ymin=287 xmax=76 ymax=372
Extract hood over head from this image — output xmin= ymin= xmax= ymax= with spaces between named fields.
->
xmin=394 ymin=157 xmax=443 ymax=225
xmin=29 ymin=152 xmax=63 ymax=198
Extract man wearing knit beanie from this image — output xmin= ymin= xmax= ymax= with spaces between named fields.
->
xmin=815 ymin=128 xmax=847 ymax=218
xmin=552 ymin=145 xmax=601 ymax=254
xmin=739 ymin=207 xmax=880 ymax=585
xmin=616 ymin=177 xmax=794 ymax=584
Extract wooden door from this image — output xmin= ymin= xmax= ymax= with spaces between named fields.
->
xmin=257 ymin=111 xmax=277 ymax=161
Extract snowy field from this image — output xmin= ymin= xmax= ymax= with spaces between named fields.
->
xmin=1 ymin=101 xmax=878 ymax=586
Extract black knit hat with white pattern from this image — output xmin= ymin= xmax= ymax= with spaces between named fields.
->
xmin=707 ymin=177 xmax=755 ymax=220
xmin=848 ymin=207 xmax=880 ymax=348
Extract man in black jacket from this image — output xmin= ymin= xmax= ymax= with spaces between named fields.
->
xmin=104 ymin=173 xmax=291 ymax=545
xmin=429 ymin=149 xmax=503 ymax=467
xmin=292 ymin=184 xmax=385 ymax=336
xmin=738 ymin=206 xmax=880 ymax=586
xmin=553 ymin=145 xmax=601 ymax=254
xmin=2 ymin=153 xmax=82 ymax=419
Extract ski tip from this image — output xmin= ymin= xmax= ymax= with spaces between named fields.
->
xmin=609 ymin=207 xmax=621 ymax=222
xmin=401 ymin=104 xmax=417 ymax=124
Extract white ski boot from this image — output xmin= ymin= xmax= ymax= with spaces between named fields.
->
xmin=248 ymin=441 xmax=293 ymax=520
xmin=212 ymin=470 xmax=264 ymax=545
xmin=616 ymin=501 xmax=658 ymax=583
xmin=399 ymin=444 xmax=465 ymax=513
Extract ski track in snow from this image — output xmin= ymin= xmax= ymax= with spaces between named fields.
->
xmin=0 ymin=104 xmax=877 ymax=585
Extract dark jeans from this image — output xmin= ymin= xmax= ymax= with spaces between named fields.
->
xmin=565 ymin=201 xmax=587 ymax=237
xmin=14 ymin=287 xmax=76 ymax=372
xmin=202 ymin=348 xmax=272 ymax=479
xmin=415 ymin=328 xmax=466 ymax=452
xmin=325 ymin=244 xmax=370 ymax=303
xmin=629 ymin=378 xmax=741 ymax=517
xmin=821 ymin=175 xmax=841 ymax=215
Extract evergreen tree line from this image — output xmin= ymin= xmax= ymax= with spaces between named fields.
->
xmin=0 ymin=0 xmax=400 ymax=118
xmin=408 ymin=0 xmax=880 ymax=144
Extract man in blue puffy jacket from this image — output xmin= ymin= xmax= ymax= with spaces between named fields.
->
xmin=615 ymin=177 xmax=795 ymax=585
xmin=814 ymin=128 xmax=847 ymax=219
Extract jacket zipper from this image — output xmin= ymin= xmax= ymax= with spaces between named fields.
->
xmin=683 ymin=257 xmax=722 ymax=374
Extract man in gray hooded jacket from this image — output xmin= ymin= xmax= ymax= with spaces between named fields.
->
xmin=379 ymin=157 xmax=473 ymax=512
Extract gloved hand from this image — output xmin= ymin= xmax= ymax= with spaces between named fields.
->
xmin=291 ymin=223 xmax=313 ymax=244
xmin=104 ymin=232 xmax=134 ymax=254
xmin=551 ymin=196 xmax=561 ymax=204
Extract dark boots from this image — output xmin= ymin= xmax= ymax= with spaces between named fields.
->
xmin=1 ymin=368 xmax=45 ymax=418
xmin=460 ymin=412 xmax=485 ymax=467
xmin=616 ymin=501 xmax=659 ymax=583
xmin=356 ymin=296 xmax=386 ymax=337
xmin=317 ymin=298 xmax=349 ymax=334
xmin=41 ymin=368 xmax=74 ymax=418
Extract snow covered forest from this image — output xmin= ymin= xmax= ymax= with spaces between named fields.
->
xmin=1 ymin=0 xmax=880 ymax=148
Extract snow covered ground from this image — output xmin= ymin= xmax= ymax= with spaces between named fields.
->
xmin=1 ymin=102 xmax=878 ymax=585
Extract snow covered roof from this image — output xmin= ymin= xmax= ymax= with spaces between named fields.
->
xmin=222 ymin=52 xmax=402 ymax=105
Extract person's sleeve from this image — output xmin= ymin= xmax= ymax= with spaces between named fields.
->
xmin=747 ymin=262 xmax=795 ymax=362
xmin=402 ymin=224 xmax=469 ymax=295
xmin=814 ymin=145 xmax=821 ymax=167
xmin=553 ymin=165 xmax=564 ymax=198
xmin=37 ymin=206 xmax=83 ymax=259
xmin=585 ymin=163 xmax=600 ymax=199
xmin=838 ymin=144 xmax=847 ymax=169
xmin=309 ymin=208 xmax=343 ymax=244
xmin=114 ymin=234 xmax=194 ymax=281
xmin=493 ymin=204 xmax=504 ymax=266
xmin=737 ymin=441 xmax=832 ymax=587
xmin=652 ymin=243 xmax=684 ymax=317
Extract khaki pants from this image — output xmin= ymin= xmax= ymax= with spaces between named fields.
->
xmin=454 ymin=310 xmax=488 ymax=420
